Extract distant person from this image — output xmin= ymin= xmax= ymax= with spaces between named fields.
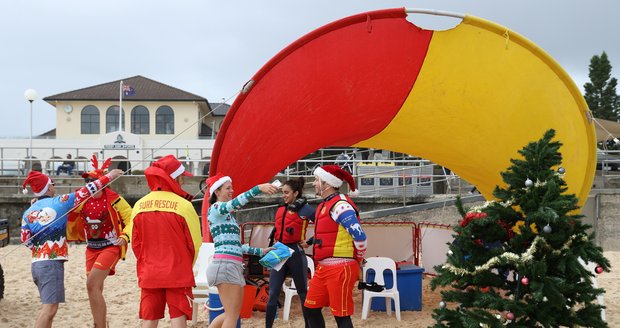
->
xmin=67 ymin=155 xmax=133 ymax=328
xmin=304 ymin=165 xmax=367 ymax=328
xmin=56 ymin=154 xmax=75 ymax=175
xmin=206 ymin=173 xmax=278 ymax=328
xmin=21 ymin=169 xmax=123 ymax=328
xmin=265 ymin=177 xmax=315 ymax=328
xmin=131 ymin=155 xmax=201 ymax=328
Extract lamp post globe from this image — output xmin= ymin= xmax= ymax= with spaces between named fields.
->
xmin=24 ymin=89 xmax=38 ymax=102
xmin=24 ymin=89 xmax=38 ymax=169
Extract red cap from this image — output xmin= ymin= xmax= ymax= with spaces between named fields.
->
xmin=22 ymin=171 xmax=53 ymax=197
xmin=313 ymin=165 xmax=356 ymax=191
xmin=152 ymin=155 xmax=193 ymax=179
xmin=206 ymin=173 xmax=232 ymax=196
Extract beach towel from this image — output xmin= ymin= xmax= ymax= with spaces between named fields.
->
xmin=259 ymin=242 xmax=293 ymax=271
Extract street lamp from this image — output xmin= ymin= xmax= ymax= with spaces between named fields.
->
xmin=24 ymin=89 xmax=38 ymax=170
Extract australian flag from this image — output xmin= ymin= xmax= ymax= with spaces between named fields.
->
xmin=123 ymin=84 xmax=136 ymax=97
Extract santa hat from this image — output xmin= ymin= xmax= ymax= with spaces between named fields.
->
xmin=82 ymin=155 xmax=112 ymax=180
xmin=313 ymin=165 xmax=357 ymax=193
xmin=22 ymin=171 xmax=53 ymax=197
xmin=151 ymin=155 xmax=193 ymax=179
xmin=206 ymin=173 xmax=232 ymax=196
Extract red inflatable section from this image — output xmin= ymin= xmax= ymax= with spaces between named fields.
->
xmin=202 ymin=8 xmax=433 ymax=240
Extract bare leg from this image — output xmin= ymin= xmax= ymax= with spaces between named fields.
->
xmin=208 ymin=283 xmax=242 ymax=328
xmin=141 ymin=320 xmax=159 ymax=328
xmin=87 ymin=268 xmax=110 ymax=328
xmin=171 ymin=315 xmax=187 ymax=328
xmin=35 ymin=303 xmax=58 ymax=328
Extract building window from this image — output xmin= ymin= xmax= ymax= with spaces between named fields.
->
xmin=81 ymin=105 xmax=100 ymax=134
xmin=106 ymin=106 xmax=125 ymax=133
xmin=131 ymin=106 xmax=150 ymax=134
xmin=156 ymin=106 xmax=174 ymax=134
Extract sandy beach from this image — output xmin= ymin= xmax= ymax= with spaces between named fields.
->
xmin=0 ymin=244 xmax=617 ymax=327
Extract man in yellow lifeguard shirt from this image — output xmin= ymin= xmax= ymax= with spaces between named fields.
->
xmin=131 ymin=155 xmax=201 ymax=328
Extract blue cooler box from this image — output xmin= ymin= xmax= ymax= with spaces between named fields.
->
xmin=365 ymin=264 xmax=424 ymax=311
xmin=208 ymin=292 xmax=241 ymax=327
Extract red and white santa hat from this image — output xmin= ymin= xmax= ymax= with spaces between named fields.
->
xmin=152 ymin=155 xmax=193 ymax=179
xmin=206 ymin=173 xmax=232 ymax=196
xmin=313 ymin=165 xmax=357 ymax=193
xmin=22 ymin=171 xmax=54 ymax=197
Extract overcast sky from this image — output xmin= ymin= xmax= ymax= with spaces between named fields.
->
xmin=1 ymin=0 xmax=618 ymax=137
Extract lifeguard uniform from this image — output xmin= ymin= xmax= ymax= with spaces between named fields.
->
xmin=273 ymin=203 xmax=312 ymax=244
xmin=131 ymin=155 xmax=201 ymax=321
xmin=304 ymin=192 xmax=366 ymax=317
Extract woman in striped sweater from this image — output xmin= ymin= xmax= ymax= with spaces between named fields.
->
xmin=206 ymin=173 xmax=278 ymax=328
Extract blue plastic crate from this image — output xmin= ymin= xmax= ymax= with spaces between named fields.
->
xmin=366 ymin=264 xmax=424 ymax=311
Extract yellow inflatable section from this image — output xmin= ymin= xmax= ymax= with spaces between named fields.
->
xmin=355 ymin=15 xmax=596 ymax=205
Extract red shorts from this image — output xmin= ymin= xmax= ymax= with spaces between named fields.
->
xmin=86 ymin=246 xmax=121 ymax=276
xmin=304 ymin=261 xmax=360 ymax=316
xmin=140 ymin=287 xmax=194 ymax=320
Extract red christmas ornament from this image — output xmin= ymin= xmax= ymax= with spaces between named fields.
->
xmin=506 ymin=312 xmax=515 ymax=320
xmin=595 ymin=266 xmax=604 ymax=274
xmin=520 ymin=276 xmax=529 ymax=285
xmin=480 ymin=286 xmax=490 ymax=293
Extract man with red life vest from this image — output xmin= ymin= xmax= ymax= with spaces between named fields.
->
xmin=131 ymin=155 xmax=201 ymax=328
xmin=303 ymin=165 xmax=367 ymax=328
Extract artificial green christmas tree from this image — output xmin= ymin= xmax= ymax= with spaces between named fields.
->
xmin=431 ymin=129 xmax=610 ymax=327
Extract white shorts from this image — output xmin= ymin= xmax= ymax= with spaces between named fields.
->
xmin=206 ymin=259 xmax=246 ymax=287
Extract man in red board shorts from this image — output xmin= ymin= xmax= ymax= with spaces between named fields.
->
xmin=304 ymin=165 xmax=367 ymax=328
xmin=131 ymin=155 xmax=201 ymax=328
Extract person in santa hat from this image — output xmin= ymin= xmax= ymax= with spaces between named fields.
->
xmin=20 ymin=168 xmax=124 ymax=328
xmin=265 ymin=177 xmax=315 ymax=328
xmin=131 ymin=155 xmax=201 ymax=328
xmin=303 ymin=165 xmax=367 ymax=328
xmin=66 ymin=155 xmax=133 ymax=328
xmin=205 ymin=173 xmax=278 ymax=328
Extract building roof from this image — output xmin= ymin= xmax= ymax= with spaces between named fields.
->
xmin=43 ymin=75 xmax=208 ymax=104
xmin=208 ymin=102 xmax=231 ymax=116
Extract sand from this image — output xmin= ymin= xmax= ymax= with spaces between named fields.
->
xmin=0 ymin=244 xmax=618 ymax=327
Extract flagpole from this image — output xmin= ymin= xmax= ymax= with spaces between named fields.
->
xmin=119 ymin=80 xmax=123 ymax=132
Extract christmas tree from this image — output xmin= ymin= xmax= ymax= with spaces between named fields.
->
xmin=431 ymin=129 xmax=610 ymax=327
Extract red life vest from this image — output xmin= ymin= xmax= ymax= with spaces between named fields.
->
xmin=274 ymin=206 xmax=309 ymax=244
xmin=313 ymin=193 xmax=360 ymax=261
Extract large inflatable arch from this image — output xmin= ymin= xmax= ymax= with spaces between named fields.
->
xmin=202 ymin=8 xmax=596 ymax=238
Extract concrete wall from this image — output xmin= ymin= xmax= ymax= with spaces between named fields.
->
xmin=596 ymin=193 xmax=620 ymax=251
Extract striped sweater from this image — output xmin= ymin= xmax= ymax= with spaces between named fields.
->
xmin=208 ymin=186 xmax=263 ymax=259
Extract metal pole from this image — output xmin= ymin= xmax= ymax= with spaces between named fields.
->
xmin=29 ymin=100 xmax=33 ymax=169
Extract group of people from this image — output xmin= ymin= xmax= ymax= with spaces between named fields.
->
xmin=204 ymin=164 xmax=367 ymax=328
xmin=21 ymin=152 xmax=367 ymax=328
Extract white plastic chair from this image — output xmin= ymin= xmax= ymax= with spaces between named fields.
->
xmin=361 ymin=257 xmax=400 ymax=321
xmin=192 ymin=242 xmax=218 ymax=324
xmin=282 ymin=255 xmax=315 ymax=321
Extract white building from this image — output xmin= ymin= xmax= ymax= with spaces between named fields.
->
xmin=2 ymin=76 xmax=229 ymax=176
